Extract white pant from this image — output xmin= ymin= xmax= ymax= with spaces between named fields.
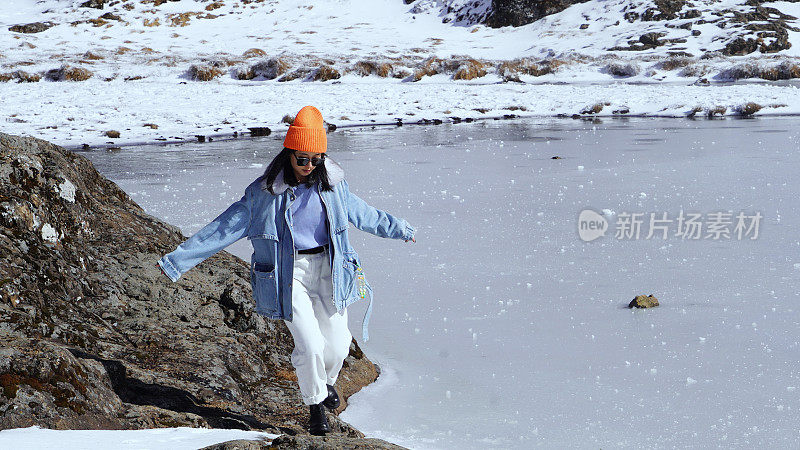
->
xmin=284 ymin=248 xmax=353 ymax=405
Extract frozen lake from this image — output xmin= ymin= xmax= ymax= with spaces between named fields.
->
xmin=80 ymin=117 xmax=800 ymax=449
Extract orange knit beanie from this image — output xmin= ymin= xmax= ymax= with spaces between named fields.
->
xmin=283 ymin=105 xmax=327 ymax=154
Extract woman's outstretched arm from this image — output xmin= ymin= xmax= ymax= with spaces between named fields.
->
xmin=157 ymin=193 xmax=251 ymax=281
xmin=343 ymin=180 xmax=415 ymax=241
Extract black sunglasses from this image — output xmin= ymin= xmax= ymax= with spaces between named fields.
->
xmin=293 ymin=153 xmax=325 ymax=167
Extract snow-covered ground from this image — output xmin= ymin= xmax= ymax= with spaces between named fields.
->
xmin=3 ymin=0 xmax=800 ymax=147
xmin=0 ymin=426 xmax=277 ymax=449
xmin=4 ymin=79 xmax=800 ymax=148
xmin=69 ymin=117 xmax=800 ymax=448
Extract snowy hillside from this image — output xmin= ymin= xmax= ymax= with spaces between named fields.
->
xmin=3 ymin=0 xmax=800 ymax=146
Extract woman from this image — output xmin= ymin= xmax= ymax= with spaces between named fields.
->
xmin=156 ymin=105 xmax=416 ymax=436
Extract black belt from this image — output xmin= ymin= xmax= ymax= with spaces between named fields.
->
xmin=297 ymin=244 xmax=328 ymax=254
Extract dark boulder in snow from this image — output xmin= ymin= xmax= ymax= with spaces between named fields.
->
xmin=639 ymin=32 xmax=665 ymax=47
xmin=8 ymin=22 xmax=55 ymax=34
xmin=485 ymin=0 xmax=591 ymax=28
xmin=79 ymin=0 xmax=110 ymax=9
xmin=0 ymin=133 xmax=382 ymax=439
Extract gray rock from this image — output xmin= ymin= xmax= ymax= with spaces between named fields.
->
xmin=628 ymin=294 xmax=659 ymax=308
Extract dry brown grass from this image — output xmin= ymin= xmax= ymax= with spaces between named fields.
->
xmin=234 ymin=65 xmax=255 ymax=80
xmin=313 ymin=65 xmax=340 ymax=81
xmin=168 ymin=12 xmax=218 ymax=26
xmin=105 ymin=130 xmax=120 ymax=138
xmin=188 ymin=63 xmax=224 ymax=81
xmin=245 ymin=57 xmax=291 ymax=80
xmin=392 ymin=68 xmax=411 ymax=79
xmin=143 ymin=18 xmax=160 ymax=27
xmin=6 ymin=61 xmax=36 ymax=68
xmin=717 ymin=61 xmax=800 ymax=81
xmin=686 ymin=106 xmax=704 ymax=118
xmin=88 ymin=18 xmax=109 ymax=27
xmin=0 ymin=73 xmax=12 ymax=82
xmin=222 ymin=58 xmax=244 ymax=67
xmin=678 ymin=63 xmax=709 ymax=77
xmin=143 ymin=123 xmax=159 ymax=129
xmin=735 ymin=102 xmax=762 ymax=116
xmin=706 ymin=106 xmax=727 ymax=117
xmin=580 ymin=102 xmax=608 ymax=115
xmin=169 ymin=12 xmax=193 ymax=27
xmin=64 ymin=66 xmax=93 ymax=81
xmin=278 ymin=68 xmax=309 ymax=82
xmin=424 ymin=37 xmax=444 ymax=46
xmin=348 ymin=60 xmax=393 ymax=78
xmin=758 ymin=62 xmax=800 ymax=81
xmin=351 ymin=61 xmax=377 ymax=76
xmin=377 ymin=63 xmax=394 ymax=78
xmin=242 ymin=48 xmax=266 ymax=58
xmin=604 ymin=61 xmax=640 ymax=77
xmin=411 ymin=57 xmax=454 ymax=81
xmin=658 ymin=56 xmax=693 ymax=71
xmin=205 ymin=1 xmax=224 ymax=11
xmin=46 ymin=65 xmax=93 ymax=82
xmin=12 ymin=71 xmax=41 ymax=82
xmin=497 ymin=58 xmax=558 ymax=81
xmin=83 ymin=51 xmax=104 ymax=60
xmin=453 ymin=59 xmax=487 ymax=80
xmin=122 ymin=3 xmax=135 ymax=11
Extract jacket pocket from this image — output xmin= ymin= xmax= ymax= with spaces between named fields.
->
xmin=341 ymin=251 xmax=360 ymax=300
xmin=251 ymin=262 xmax=279 ymax=315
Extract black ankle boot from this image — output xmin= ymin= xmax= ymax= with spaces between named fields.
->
xmin=309 ymin=402 xmax=330 ymax=436
xmin=322 ymin=384 xmax=340 ymax=410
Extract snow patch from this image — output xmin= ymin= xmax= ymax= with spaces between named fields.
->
xmin=40 ymin=223 xmax=58 ymax=244
xmin=57 ymin=178 xmax=76 ymax=203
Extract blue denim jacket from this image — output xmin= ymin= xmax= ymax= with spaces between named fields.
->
xmin=157 ymin=158 xmax=415 ymax=341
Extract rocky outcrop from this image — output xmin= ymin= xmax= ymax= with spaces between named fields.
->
xmin=201 ymin=435 xmax=407 ymax=449
xmin=485 ymin=0 xmax=591 ymax=27
xmin=610 ymin=0 xmax=799 ymax=55
xmin=0 ymin=133 xmax=383 ymax=442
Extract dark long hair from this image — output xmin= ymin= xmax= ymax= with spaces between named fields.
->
xmin=263 ymin=147 xmax=333 ymax=194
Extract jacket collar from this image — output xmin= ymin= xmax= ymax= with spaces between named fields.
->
xmin=260 ymin=156 xmax=345 ymax=194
